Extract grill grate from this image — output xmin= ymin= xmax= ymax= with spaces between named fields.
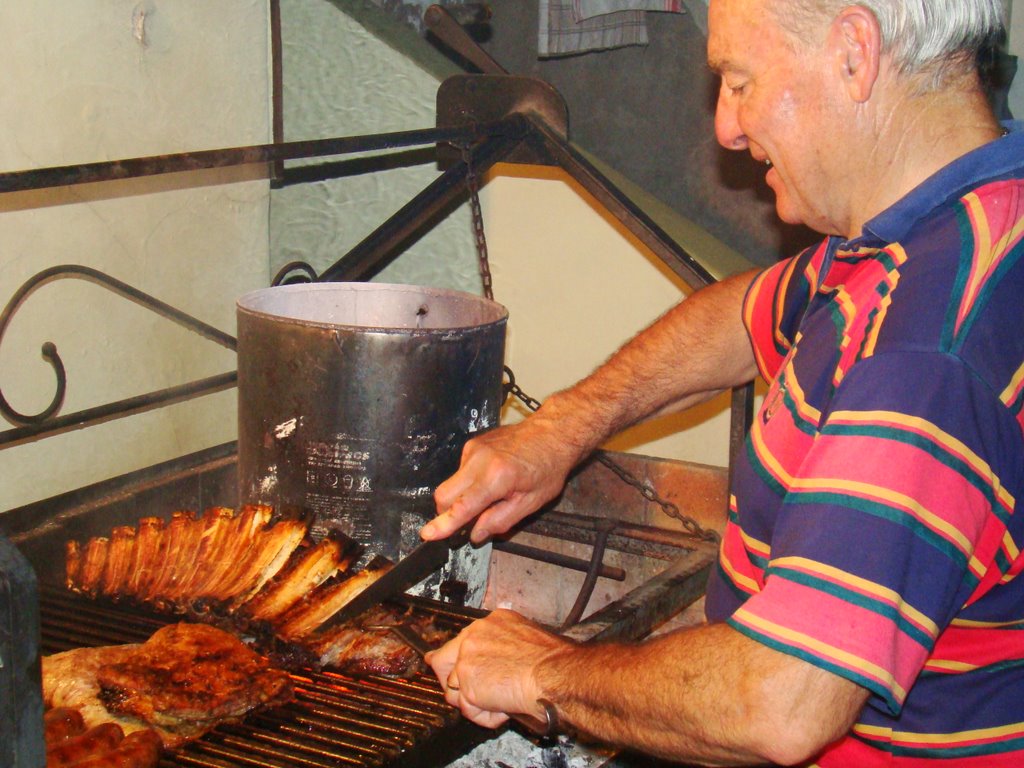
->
xmin=39 ymin=586 xmax=485 ymax=768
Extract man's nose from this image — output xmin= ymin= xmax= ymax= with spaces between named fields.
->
xmin=715 ymin=86 xmax=748 ymax=151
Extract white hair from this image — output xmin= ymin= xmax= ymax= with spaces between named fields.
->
xmin=775 ymin=1 xmax=1006 ymax=88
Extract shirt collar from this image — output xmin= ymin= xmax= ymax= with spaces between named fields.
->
xmin=847 ymin=120 xmax=1024 ymax=248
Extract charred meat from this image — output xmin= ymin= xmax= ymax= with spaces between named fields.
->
xmin=63 ymin=507 xmax=446 ymax=678
xmin=98 ymin=623 xmax=293 ymax=731
xmin=44 ymin=623 xmax=293 ymax=749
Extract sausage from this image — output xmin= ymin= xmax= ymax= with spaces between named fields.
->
xmin=57 ymin=728 xmax=162 ymax=768
xmin=43 ymin=707 xmax=86 ymax=747
xmin=45 ymin=722 xmax=123 ymax=767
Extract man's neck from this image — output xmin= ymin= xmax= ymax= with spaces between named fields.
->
xmin=844 ymin=76 xmax=1003 ymax=239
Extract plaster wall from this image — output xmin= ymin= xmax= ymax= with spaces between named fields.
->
xmin=274 ymin=0 xmax=735 ymax=470
xmin=0 ymin=2 xmax=271 ymax=510
xmin=481 ymin=166 xmax=735 ymax=469
xmin=271 ymin=0 xmax=479 ymax=292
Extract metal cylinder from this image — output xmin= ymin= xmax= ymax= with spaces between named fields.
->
xmin=236 ymin=283 xmax=507 ymax=562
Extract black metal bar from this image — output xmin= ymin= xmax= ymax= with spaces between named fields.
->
xmin=560 ymin=519 xmax=615 ymax=630
xmin=539 ymin=510 xmax=716 ymax=551
xmin=563 ymin=548 xmax=716 ymax=643
xmin=520 ymin=512 xmax=719 ymax=563
xmin=491 ymin=539 xmax=626 ymax=580
xmin=423 ymin=5 xmax=508 ymax=75
xmin=0 ymin=124 xmax=507 ymax=194
xmin=272 ymin=148 xmax=438 ymax=189
xmin=728 ymin=382 xmax=755 ymax=490
xmin=0 ymin=265 xmax=237 ymax=439
xmin=317 ymin=118 xmax=531 ymax=283
xmin=0 ymin=372 xmax=237 ymax=449
xmin=269 ymin=0 xmax=284 ymax=184
xmin=521 ymin=117 xmax=717 ymax=290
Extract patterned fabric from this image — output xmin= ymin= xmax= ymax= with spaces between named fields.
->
xmin=705 ymin=124 xmax=1024 ymax=765
xmin=538 ymin=0 xmax=691 ymax=57
xmin=538 ymin=0 xmax=647 ymax=57
xmin=572 ymin=0 xmax=684 ymax=19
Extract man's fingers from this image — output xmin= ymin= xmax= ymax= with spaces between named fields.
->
xmin=459 ymin=703 xmax=509 ymax=730
xmin=421 ymin=506 xmax=469 ymax=540
xmin=433 ymin=462 xmax=476 ymax=514
xmin=426 ymin=455 xmax=519 ymax=540
xmin=469 ymin=496 xmax=537 ymax=543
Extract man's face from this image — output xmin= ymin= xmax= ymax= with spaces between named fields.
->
xmin=708 ymin=0 xmax=847 ymax=235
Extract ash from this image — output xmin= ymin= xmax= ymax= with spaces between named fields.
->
xmin=445 ymin=730 xmax=616 ymax=768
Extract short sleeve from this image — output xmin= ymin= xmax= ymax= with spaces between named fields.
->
xmin=743 ymin=241 xmax=828 ymax=382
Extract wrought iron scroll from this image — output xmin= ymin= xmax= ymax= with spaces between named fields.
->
xmin=0 ymin=265 xmax=237 ymax=448
xmin=0 ymin=118 xmax=528 ymax=451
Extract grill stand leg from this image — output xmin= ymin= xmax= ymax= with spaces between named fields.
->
xmin=0 ymin=534 xmax=44 ymax=768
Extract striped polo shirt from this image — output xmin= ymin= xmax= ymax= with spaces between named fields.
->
xmin=704 ymin=124 xmax=1024 ymax=765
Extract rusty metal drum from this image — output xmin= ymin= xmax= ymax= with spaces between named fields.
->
xmin=236 ymin=283 xmax=507 ymax=563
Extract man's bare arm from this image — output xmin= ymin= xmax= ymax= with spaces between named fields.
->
xmin=539 ymin=622 xmax=866 ymax=765
xmin=425 ymin=268 xmax=761 ymax=542
xmin=428 ymin=612 xmax=868 ymax=767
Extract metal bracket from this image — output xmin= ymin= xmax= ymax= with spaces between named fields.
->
xmin=0 ymin=266 xmax=237 ymax=448
xmin=437 ymin=74 xmax=569 ymax=142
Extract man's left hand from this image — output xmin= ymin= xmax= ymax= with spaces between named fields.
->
xmin=424 ymin=609 xmax=570 ymax=729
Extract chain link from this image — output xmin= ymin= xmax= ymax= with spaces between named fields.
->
xmin=462 ymin=142 xmax=720 ymax=545
xmin=502 ymin=366 xmax=543 ymax=412
xmin=461 ymin=142 xmax=494 ymax=302
xmin=594 ymin=453 xmax=721 ymax=543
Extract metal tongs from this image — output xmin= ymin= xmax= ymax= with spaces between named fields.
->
xmin=368 ymin=620 xmax=557 ymax=740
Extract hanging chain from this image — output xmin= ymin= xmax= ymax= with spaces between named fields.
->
xmin=594 ymin=453 xmax=720 ymax=543
xmin=462 ymin=142 xmax=494 ymax=302
xmin=460 ymin=142 xmax=719 ymax=544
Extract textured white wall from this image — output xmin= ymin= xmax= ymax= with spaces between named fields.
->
xmin=0 ymin=2 xmax=271 ymax=510
xmin=271 ymin=0 xmax=479 ymax=292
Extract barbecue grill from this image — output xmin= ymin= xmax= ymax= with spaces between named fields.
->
xmin=4 ymin=441 xmax=730 ymax=767
xmin=0 ymin=8 xmax=751 ymax=767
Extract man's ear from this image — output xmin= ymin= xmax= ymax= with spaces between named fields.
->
xmin=828 ymin=5 xmax=882 ymax=102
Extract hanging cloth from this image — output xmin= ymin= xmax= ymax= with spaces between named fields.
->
xmin=538 ymin=0 xmax=705 ymax=58
xmin=538 ymin=0 xmax=647 ymax=57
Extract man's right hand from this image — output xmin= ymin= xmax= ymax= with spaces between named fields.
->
xmin=422 ymin=414 xmax=583 ymax=544
xmin=421 ymin=271 xmax=760 ymax=545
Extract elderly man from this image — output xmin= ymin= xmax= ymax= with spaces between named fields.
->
xmin=422 ymin=0 xmax=1024 ymax=764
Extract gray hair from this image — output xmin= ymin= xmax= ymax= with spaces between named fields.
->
xmin=774 ymin=1 xmax=1006 ymax=89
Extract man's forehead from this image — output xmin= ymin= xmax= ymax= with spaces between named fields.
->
xmin=707 ymin=0 xmax=783 ymax=71
xmin=706 ymin=0 xmax=749 ymax=71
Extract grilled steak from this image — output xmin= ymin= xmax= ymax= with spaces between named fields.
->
xmin=44 ymin=645 xmax=141 ymax=736
xmin=97 ymin=623 xmax=293 ymax=729
xmin=44 ymin=623 xmax=294 ymax=749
